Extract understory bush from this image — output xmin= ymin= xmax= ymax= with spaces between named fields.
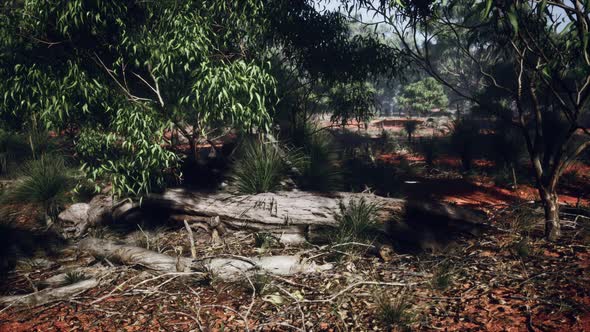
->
xmin=297 ymin=130 xmax=341 ymax=192
xmin=418 ymin=138 xmax=440 ymax=167
xmin=403 ymin=120 xmax=420 ymax=142
xmin=0 ymin=130 xmax=30 ymax=176
xmin=449 ymin=119 xmax=480 ymax=172
xmin=431 ymin=261 xmax=453 ymax=290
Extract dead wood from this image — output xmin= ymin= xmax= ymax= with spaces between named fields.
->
xmin=0 ymin=279 xmax=99 ymax=307
xmin=79 ymin=238 xmax=333 ymax=280
xmin=134 ymin=189 xmax=485 ymax=244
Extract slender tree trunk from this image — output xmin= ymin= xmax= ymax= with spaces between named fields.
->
xmin=541 ymin=189 xmax=560 ymax=241
xmin=511 ymin=165 xmax=518 ymax=190
xmin=188 ymin=138 xmax=196 ymax=161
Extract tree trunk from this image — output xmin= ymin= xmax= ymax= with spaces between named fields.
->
xmin=542 ymin=190 xmax=560 ymax=241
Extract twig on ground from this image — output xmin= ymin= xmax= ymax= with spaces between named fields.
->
xmin=184 ymin=219 xmax=197 ymax=259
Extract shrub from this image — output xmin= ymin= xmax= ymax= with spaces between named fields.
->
xmin=491 ymin=123 xmax=525 ymax=170
xmin=377 ymin=129 xmax=397 ymax=154
xmin=449 ymin=119 xmax=480 ymax=172
xmin=2 ymin=155 xmax=73 ymax=225
xmin=254 ymin=232 xmax=279 ymax=249
xmin=231 ymin=139 xmax=291 ymax=194
xmin=513 ymin=236 xmax=532 ymax=258
xmin=560 ymin=169 xmax=580 ymax=187
xmin=73 ymin=180 xmax=99 ymax=203
xmin=403 ymin=120 xmax=420 ymax=142
xmin=332 ymin=197 xmax=381 ymax=244
xmin=418 ymin=138 xmax=439 ymax=167
xmin=0 ymin=130 xmax=29 ymax=176
xmin=297 ymin=131 xmax=341 ymax=192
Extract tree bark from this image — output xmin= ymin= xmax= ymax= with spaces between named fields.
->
xmin=115 ymin=189 xmax=487 ymax=245
xmin=542 ymin=190 xmax=561 ymax=241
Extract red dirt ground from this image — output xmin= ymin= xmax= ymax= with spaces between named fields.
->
xmin=379 ymin=153 xmax=590 ymax=210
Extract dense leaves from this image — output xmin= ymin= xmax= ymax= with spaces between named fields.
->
xmin=397 ymin=78 xmax=448 ymax=116
xmin=0 ymin=0 xmax=277 ymax=197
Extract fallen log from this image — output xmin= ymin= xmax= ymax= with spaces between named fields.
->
xmin=132 ymin=189 xmax=486 ymax=244
xmin=63 ymin=189 xmax=486 ymax=245
xmin=79 ymin=238 xmax=333 ymax=280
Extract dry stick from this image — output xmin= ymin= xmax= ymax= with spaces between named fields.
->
xmin=241 ymin=271 xmax=257 ymax=327
xmin=303 ymin=281 xmax=416 ymax=303
xmin=274 ymin=284 xmax=307 ymax=331
xmin=184 ymin=219 xmax=197 ymax=259
xmin=90 ymin=275 xmax=141 ymax=305
xmin=269 ymin=275 xmax=315 ymax=291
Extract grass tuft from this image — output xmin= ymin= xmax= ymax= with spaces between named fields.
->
xmin=1 ymin=155 xmax=73 ymax=224
xmin=375 ymin=290 xmax=414 ymax=329
xmin=332 ymin=197 xmax=381 ymax=244
xmin=231 ymin=139 xmax=291 ymax=194
xmin=64 ymin=271 xmax=87 ymax=285
xmin=297 ymin=130 xmax=341 ymax=192
xmin=431 ymin=262 xmax=453 ymax=291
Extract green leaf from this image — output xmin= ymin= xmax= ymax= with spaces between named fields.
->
xmin=507 ymin=11 xmax=519 ymax=34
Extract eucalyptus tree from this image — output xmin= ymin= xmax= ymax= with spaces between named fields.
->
xmin=397 ymin=77 xmax=448 ymax=116
xmin=265 ymin=0 xmax=399 ymax=138
xmin=345 ymin=0 xmax=590 ymax=240
xmin=0 ymin=0 xmax=276 ymax=198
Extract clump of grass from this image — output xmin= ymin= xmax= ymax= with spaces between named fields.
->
xmin=254 ymin=232 xmax=279 ymax=249
xmin=513 ymin=236 xmax=532 ymax=258
xmin=64 ymin=270 xmax=87 ymax=285
xmin=297 ymin=130 xmax=341 ymax=192
xmin=1 ymin=155 xmax=73 ymax=225
xmin=129 ymin=226 xmax=165 ymax=252
xmin=249 ymin=273 xmax=271 ymax=296
xmin=431 ymin=262 xmax=453 ymax=291
xmin=231 ymin=139 xmax=291 ymax=194
xmin=332 ymin=197 xmax=381 ymax=244
xmin=375 ymin=290 xmax=414 ymax=329
xmin=506 ymin=205 xmax=540 ymax=236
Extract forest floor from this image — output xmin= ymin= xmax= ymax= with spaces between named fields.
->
xmin=1 ymin=129 xmax=589 ymax=331
xmin=0 ymin=209 xmax=588 ymax=331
